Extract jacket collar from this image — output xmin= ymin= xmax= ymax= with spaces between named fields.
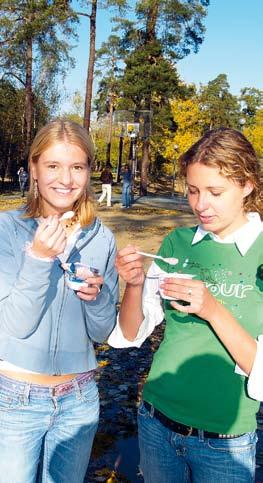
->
xmin=10 ymin=208 xmax=38 ymax=235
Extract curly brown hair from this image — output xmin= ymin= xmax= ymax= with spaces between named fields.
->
xmin=178 ymin=128 xmax=263 ymax=216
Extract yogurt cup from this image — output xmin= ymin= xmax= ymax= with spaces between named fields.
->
xmin=159 ymin=272 xmax=195 ymax=300
xmin=63 ymin=263 xmax=99 ymax=291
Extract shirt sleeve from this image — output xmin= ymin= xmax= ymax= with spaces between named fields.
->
xmin=108 ymin=261 xmax=165 ymax=348
xmin=246 ymin=336 xmax=263 ymax=401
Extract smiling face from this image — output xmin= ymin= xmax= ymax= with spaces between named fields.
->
xmin=187 ymin=162 xmax=253 ymax=239
xmin=31 ymin=142 xmax=89 ymax=217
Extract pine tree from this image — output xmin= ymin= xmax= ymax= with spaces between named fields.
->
xmin=112 ymin=0 xmax=210 ymax=194
xmin=0 ymin=0 xmax=77 ymax=156
xmin=199 ymin=74 xmax=240 ymax=130
xmin=240 ymin=87 xmax=263 ymax=126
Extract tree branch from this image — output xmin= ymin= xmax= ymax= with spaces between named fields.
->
xmin=0 ymin=72 xmax=26 ymax=87
xmin=0 ymin=36 xmax=16 ymax=45
xmin=74 ymin=11 xmax=91 ymax=18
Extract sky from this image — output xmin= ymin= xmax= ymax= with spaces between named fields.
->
xmin=60 ymin=0 xmax=263 ymax=113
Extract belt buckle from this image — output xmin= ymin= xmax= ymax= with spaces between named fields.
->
xmin=186 ymin=426 xmax=193 ymax=436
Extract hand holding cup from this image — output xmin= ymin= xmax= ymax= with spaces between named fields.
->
xmin=62 ymin=262 xmax=103 ymax=301
xmin=160 ymin=274 xmax=219 ymax=320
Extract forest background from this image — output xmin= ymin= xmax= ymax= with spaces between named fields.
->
xmin=0 ymin=0 xmax=263 ymax=197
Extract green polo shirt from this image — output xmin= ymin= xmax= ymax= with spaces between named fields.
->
xmin=143 ymin=226 xmax=263 ymax=434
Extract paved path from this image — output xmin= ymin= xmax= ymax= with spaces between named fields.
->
xmin=111 ymin=192 xmax=193 ymax=213
xmin=1 ymin=190 xmax=192 ymax=212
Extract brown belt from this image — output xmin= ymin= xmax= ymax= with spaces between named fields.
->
xmin=143 ymin=401 xmax=245 ymax=439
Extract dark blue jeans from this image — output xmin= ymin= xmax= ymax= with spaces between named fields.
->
xmin=19 ymin=180 xmax=27 ymax=196
xmin=122 ymin=182 xmax=131 ymax=207
xmin=138 ymin=401 xmax=256 ymax=482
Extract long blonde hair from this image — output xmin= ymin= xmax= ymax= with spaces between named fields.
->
xmin=25 ymin=119 xmax=95 ymax=226
xmin=178 ymin=128 xmax=263 ymax=216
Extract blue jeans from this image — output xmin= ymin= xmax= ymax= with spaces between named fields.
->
xmin=122 ymin=182 xmax=131 ymax=207
xmin=19 ymin=180 xmax=27 ymax=196
xmin=0 ymin=372 xmax=99 ymax=483
xmin=138 ymin=402 xmax=257 ymax=483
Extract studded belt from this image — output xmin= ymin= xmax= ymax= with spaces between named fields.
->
xmin=143 ymin=401 xmax=245 ymax=439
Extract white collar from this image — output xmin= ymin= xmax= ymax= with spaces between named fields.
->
xmin=192 ymin=212 xmax=263 ymax=256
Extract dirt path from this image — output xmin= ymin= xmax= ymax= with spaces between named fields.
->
xmin=98 ymin=205 xmax=195 ymax=251
xmin=97 ymin=203 xmax=196 ymax=294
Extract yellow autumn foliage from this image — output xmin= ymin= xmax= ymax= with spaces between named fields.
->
xmin=98 ymin=359 xmax=110 ymax=368
xmin=0 ymin=198 xmax=24 ymax=211
xmin=164 ymin=99 xmax=204 ymax=159
xmin=243 ymin=109 xmax=263 ymax=157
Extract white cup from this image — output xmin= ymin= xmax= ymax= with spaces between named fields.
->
xmin=159 ymin=272 xmax=195 ymax=300
xmin=64 ymin=263 xmax=99 ymax=291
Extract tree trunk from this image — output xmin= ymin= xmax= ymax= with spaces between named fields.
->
xmin=146 ymin=1 xmax=159 ymax=40
xmin=140 ymin=138 xmax=150 ymax=196
xmin=83 ymin=0 xmax=97 ymax=131
xmin=138 ymin=3 xmax=158 ymax=196
xmin=24 ymin=37 xmax=33 ymax=157
xmin=106 ymin=99 xmax=114 ymax=164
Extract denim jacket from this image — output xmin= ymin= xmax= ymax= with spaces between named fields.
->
xmin=0 ymin=209 xmax=118 ymax=375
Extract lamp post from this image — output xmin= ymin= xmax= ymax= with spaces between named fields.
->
xmin=239 ymin=118 xmax=246 ymax=131
xmin=171 ymin=144 xmax=178 ymax=197
xmin=116 ymin=124 xmax=124 ymax=183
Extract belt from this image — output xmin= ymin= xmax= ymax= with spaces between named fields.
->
xmin=143 ymin=401 xmax=244 ymax=439
xmin=0 ymin=371 xmax=96 ymax=398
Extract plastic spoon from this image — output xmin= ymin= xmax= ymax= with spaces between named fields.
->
xmin=136 ymin=251 xmax=178 ymax=266
xmin=59 ymin=210 xmax=75 ymax=222
xmin=61 ymin=262 xmax=76 ymax=275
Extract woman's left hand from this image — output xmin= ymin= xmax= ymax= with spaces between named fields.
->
xmin=76 ymin=275 xmax=104 ymax=301
xmin=161 ymin=277 xmax=219 ymax=321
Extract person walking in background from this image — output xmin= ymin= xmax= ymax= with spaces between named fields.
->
xmin=109 ymin=128 xmax=263 ymax=483
xmin=95 ymin=159 xmax=101 ymax=172
xmin=98 ymin=164 xmax=113 ymax=207
xmin=121 ymin=164 xmax=132 ymax=208
xmin=17 ymin=166 xmax=28 ymax=197
xmin=0 ymin=120 xmax=118 ymax=482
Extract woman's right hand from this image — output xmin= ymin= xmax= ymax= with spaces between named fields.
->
xmin=31 ymin=215 xmax=67 ymax=259
xmin=115 ymin=245 xmax=145 ymax=286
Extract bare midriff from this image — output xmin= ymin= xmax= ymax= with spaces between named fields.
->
xmin=0 ymin=370 xmax=78 ymax=386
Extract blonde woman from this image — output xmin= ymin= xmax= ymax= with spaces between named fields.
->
xmin=0 ymin=120 xmax=118 ymax=482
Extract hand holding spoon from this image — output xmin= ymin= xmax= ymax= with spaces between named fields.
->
xmin=136 ymin=250 xmax=178 ymax=266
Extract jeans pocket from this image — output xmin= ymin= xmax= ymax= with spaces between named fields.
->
xmin=207 ymin=431 xmax=257 ymax=453
xmin=0 ymin=392 xmax=24 ymax=410
xmin=81 ymin=380 xmax=99 ymax=404
xmin=138 ymin=401 xmax=151 ymax=418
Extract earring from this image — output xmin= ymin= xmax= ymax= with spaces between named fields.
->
xmin=34 ymin=180 xmax=38 ymax=199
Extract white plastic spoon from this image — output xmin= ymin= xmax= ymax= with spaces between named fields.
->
xmin=136 ymin=250 xmax=178 ymax=266
xmin=59 ymin=211 xmax=75 ymax=222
